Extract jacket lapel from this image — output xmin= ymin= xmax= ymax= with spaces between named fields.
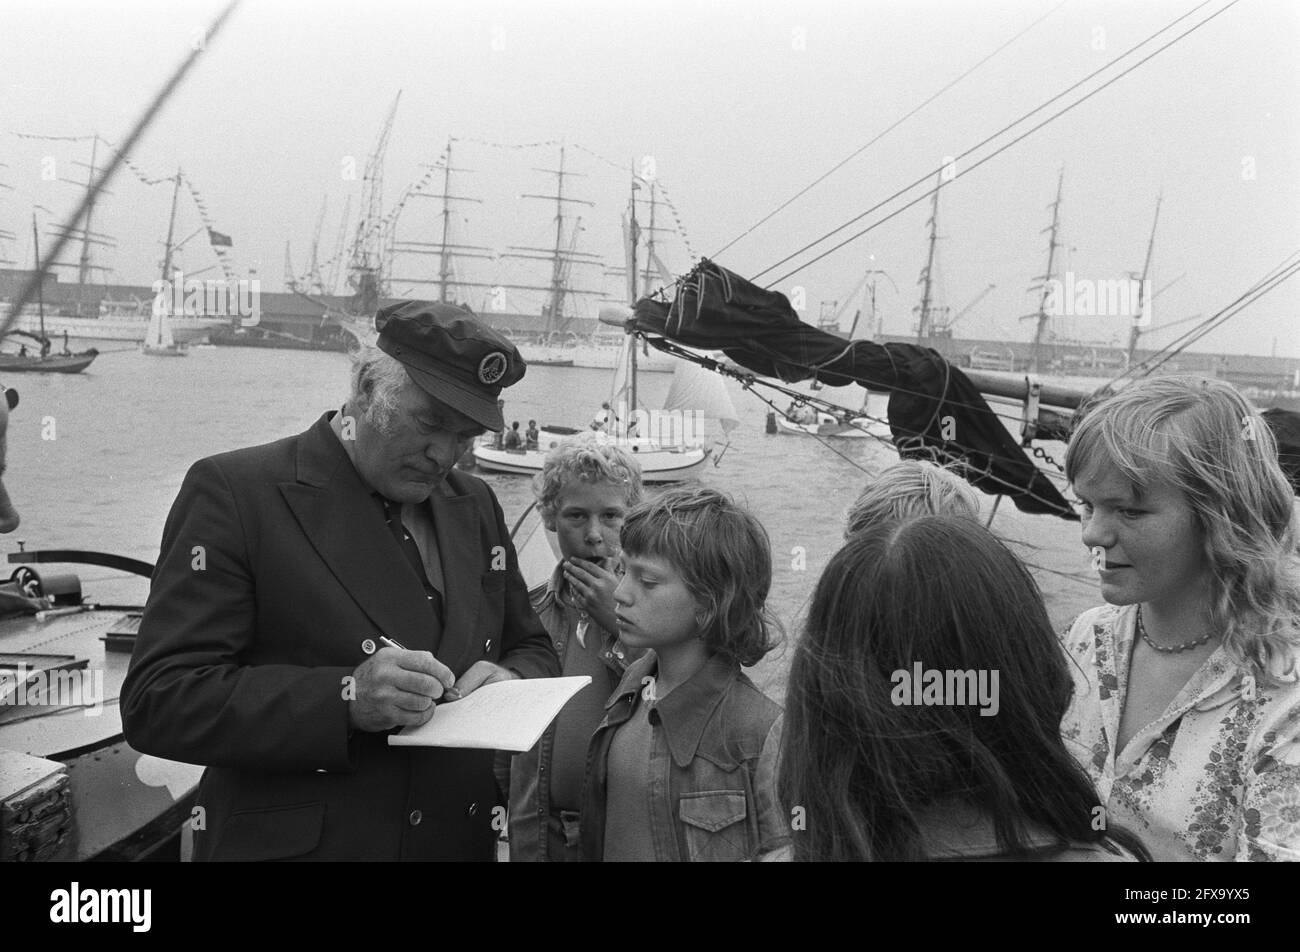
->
xmin=424 ymin=482 xmax=480 ymax=671
xmin=279 ymin=414 xmax=440 ymax=650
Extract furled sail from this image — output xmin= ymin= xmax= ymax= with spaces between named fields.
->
xmin=632 ymin=259 xmax=1077 ymax=517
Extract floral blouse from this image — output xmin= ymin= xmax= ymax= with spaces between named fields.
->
xmin=1060 ymin=604 xmax=1300 ymax=862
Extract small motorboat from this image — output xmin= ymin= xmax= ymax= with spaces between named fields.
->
xmin=775 ymin=409 xmax=892 ymax=440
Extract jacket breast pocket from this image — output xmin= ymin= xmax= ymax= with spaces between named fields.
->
xmin=210 ymin=801 xmax=325 ymax=861
xmin=679 ymin=790 xmax=749 ymax=863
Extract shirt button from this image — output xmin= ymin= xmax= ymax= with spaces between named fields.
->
xmin=484 ymin=639 xmax=493 ymax=653
xmin=467 ymin=802 xmax=479 ymax=817
xmin=409 ymin=810 xmax=422 ymax=826
xmin=361 ymin=638 xmax=377 ymax=655
xmin=554 ymin=641 xmax=563 ymax=651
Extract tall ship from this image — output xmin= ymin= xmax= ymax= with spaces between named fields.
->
xmin=1 ymin=139 xmax=234 ymax=345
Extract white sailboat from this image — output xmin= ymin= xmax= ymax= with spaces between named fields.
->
xmin=142 ymin=292 xmax=187 ymax=357
xmin=472 ymin=329 xmax=728 ymax=482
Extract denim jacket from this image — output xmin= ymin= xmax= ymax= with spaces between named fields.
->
xmin=581 ymin=651 xmax=789 ymax=862
xmin=507 ymin=564 xmax=637 ymax=861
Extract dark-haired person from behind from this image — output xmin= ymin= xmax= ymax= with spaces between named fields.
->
xmin=776 ymin=515 xmax=1148 ymax=862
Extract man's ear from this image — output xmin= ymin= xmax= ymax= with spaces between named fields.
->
xmin=541 ymin=511 xmax=558 ymax=532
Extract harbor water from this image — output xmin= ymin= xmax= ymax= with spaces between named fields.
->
xmin=6 ymin=345 xmax=1103 ymax=700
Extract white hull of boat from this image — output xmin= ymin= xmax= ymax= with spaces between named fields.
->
xmin=14 ymin=311 xmax=223 ymax=344
xmin=473 ymin=440 xmax=711 ymax=483
xmin=515 ymin=341 xmax=677 ymax=374
xmin=776 ymin=412 xmax=892 ymax=440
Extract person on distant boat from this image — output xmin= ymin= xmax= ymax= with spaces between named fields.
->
xmin=505 ymin=432 xmax=643 ymax=861
xmin=1062 ymin=375 xmax=1300 ymax=861
xmin=121 ymin=301 xmax=558 ymax=861
xmin=787 ymin=402 xmax=816 ymax=425
xmin=525 ymin=419 xmax=540 ymax=450
xmin=775 ymin=515 xmax=1148 ymax=862
xmin=844 ymin=459 xmax=980 ymax=537
xmin=40 ymin=338 xmax=50 ymax=358
xmin=504 ymin=420 xmax=523 ymax=450
xmin=18 ymin=345 xmax=27 ymax=358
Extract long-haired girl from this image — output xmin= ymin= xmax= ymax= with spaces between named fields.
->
xmin=1063 ymin=375 xmax=1300 ymax=861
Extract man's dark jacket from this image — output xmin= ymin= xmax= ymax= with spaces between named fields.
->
xmin=121 ymin=413 xmax=558 ymax=860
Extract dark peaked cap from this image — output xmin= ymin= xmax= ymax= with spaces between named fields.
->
xmin=375 ymin=300 xmax=526 ymax=431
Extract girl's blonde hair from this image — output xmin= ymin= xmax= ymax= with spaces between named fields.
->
xmin=1065 ymin=375 xmax=1300 ymax=680
xmin=845 ymin=460 xmax=980 ymax=538
xmin=532 ymin=432 xmax=643 ymax=524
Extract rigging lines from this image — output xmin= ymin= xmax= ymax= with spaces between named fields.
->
xmin=753 ymin=0 xmax=1235 ymax=287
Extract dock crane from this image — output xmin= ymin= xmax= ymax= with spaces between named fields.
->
xmin=348 ymin=90 xmax=402 ymax=312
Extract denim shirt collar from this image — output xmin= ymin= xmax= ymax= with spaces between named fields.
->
xmin=608 ymin=651 xmax=738 ymax=768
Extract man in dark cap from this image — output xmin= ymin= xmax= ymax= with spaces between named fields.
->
xmin=122 ymin=301 xmax=559 ymax=861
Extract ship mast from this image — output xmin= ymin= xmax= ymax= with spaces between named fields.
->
xmin=1027 ymin=169 xmax=1065 ymax=374
xmin=1126 ymin=193 xmax=1161 ymax=367
xmin=32 ymin=214 xmax=45 ymax=340
xmin=627 ymin=168 xmax=639 ymax=423
xmin=389 ymin=137 xmax=492 ymax=303
xmin=160 ymin=168 xmax=182 ymax=283
xmin=914 ymin=172 xmax=946 ymax=344
xmin=76 ymin=135 xmax=98 ymax=316
xmin=506 ymin=145 xmax=600 ymax=338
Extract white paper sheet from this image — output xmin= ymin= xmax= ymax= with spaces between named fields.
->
xmin=387 ymin=675 xmax=592 ymax=751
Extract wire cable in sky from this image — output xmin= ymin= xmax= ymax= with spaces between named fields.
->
xmin=709 ymin=0 xmax=1072 ymax=260
xmin=757 ymin=0 xmax=1236 ymax=288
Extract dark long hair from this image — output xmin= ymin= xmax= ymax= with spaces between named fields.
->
xmin=779 ymin=515 xmax=1149 ymax=861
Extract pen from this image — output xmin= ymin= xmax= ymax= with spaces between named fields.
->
xmin=378 ymin=636 xmax=460 ymax=701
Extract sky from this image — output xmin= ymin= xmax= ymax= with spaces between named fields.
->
xmin=1 ymin=0 xmax=1297 ymax=356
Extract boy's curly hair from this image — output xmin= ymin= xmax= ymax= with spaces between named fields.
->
xmin=532 ymin=432 xmax=643 ymax=524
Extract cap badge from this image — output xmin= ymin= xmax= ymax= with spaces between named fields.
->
xmin=477 ymin=351 xmax=508 ymax=385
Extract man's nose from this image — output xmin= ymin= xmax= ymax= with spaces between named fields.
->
xmin=613 ymin=575 xmax=631 ymax=607
xmin=583 ymin=518 xmax=603 ymax=542
xmin=425 ymin=433 xmax=462 ymax=468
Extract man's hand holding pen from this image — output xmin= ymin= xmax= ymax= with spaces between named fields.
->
xmin=347 ymin=637 xmax=519 ymax=733
xmin=348 ymin=639 xmax=454 ymax=733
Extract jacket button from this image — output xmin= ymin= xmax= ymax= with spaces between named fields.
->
xmin=409 ymin=810 xmax=422 ymax=826
xmin=361 ymin=638 xmax=377 ymax=655
xmin=467 ymin=802 xmax=479 ymax=817
xmin=484 ymin=639 xmax=493 ymax=653
xmin=554 ymin=641 xmax=564 ymax=651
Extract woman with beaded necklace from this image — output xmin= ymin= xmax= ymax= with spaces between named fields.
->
xmin=1063 ymin=375 xmax=1300 ymax=861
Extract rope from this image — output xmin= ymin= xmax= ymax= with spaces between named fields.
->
xmin=650 ymin=337 xmax=1075 ymax=510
